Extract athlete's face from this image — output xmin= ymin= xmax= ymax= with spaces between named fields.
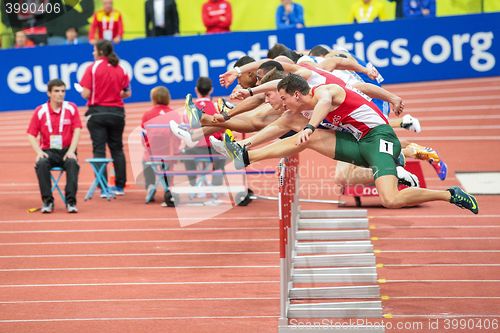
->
xmin=238 ymin=72 xmax=257 ymax=89
xmin=255 ymin=69 xmax=266 ymax=86
xmin=48 ymin=86 xmax=66 ymax=105
xmin=278 ymin=89 xmax=301 ymax=112
xmin=265 ymin=90 xmax=284 ymax=111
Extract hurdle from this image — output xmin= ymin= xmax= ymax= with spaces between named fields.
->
xmin=150 ymin=154 xmax=275 ymax=206
xmin=278 ymin=155 xmax=385 ymax=333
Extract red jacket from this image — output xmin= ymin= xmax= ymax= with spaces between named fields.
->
xmin=202 ymin=0 xmax=232 ymax=33
xmin=88 ymin=9 xmax=124 ymax=43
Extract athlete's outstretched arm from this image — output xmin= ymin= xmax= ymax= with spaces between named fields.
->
xmin=318 ymin=57 xmax=376 ymax=79
xmin=353 ymin=82 xmax=404 ymax=116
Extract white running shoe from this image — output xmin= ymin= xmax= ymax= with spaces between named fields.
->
xmin=209 ymin=135 xmax=230 ymax=158
xmin=169 ymin=120 xmax=198 ymax=148
xmin=401 ymin=114 xmax=422 ymax=133
xmin=396 ymin=166 xmax=420 ymax=187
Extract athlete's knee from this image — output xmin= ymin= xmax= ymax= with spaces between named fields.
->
xmin=379 ymin=192 xmax=403 ymax=209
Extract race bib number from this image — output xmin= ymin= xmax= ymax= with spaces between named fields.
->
xmin=379 ymin=139 xmax=393 ymax=155
xmin=50 ymin=135 xmax=63 ymax=150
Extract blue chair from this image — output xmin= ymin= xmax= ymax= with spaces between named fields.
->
xmin=84 ymin=158 xmax=115 ymax=201
xmin=50 ymin=167 xmax=66 ymax=204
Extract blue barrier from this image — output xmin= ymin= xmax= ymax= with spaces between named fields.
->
xmin=1 ymin=13 xmax=498 ymax=112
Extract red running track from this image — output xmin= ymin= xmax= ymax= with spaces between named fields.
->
xmin=0 ymin=76 xmax=499 ymax=333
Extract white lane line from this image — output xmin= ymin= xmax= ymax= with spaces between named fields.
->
xmin=406 ymin=105 xmax=497 ymax=112
xmin=374 ymin=237 xmax=500 ymax=240
xmin=0 ymin=297 xmax=280 ymax=305
xmin=387 ymin=296 xmax=500 ymax=300
xmin=389 ymin=314 xmax=500 ymax=319
xmin=370 ymin=215 xmax=500 ymax=218
xmin=0 ymin=315 xmax=279 ymax=323
xmin=386 ymin=77 xmax=500 ymax=88
xmin=382 ymin=264 xmax=500 ymax=267
xmin=0 ymin=280 xmax=280 ymax=288
xmin=382 ymin=280 xmax=500 ymax=283
xmin=0 ymin=216 xmax=277 ymax=224
xmin=395 ymin=125 xmax=500 ymax=131
xmin=373 ymin=225 xmax=500 ymax=229
xmin=418 ymin=115 xmax=500 ymax=121
xmin=0 ymin=227 xmax=278 ymax=234
xmin=0 ymin=265 xmax=280 ymax=272
xmin=0 ymin=252 xmax=279 ymax=259
xmin=377 ymin=250 xmax=500 ymax=253
xmin=400 ymin=136 xmax=500 ymax=141
xmin=0 ymin=239 xmax=277 ymax=246
xmin=404 ymin=95 xmax=500 ymax=103
xmin=397 ymin=85 xmax=500 ymax=96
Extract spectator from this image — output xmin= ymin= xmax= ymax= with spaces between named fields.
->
xmin=27 ymin=79 xmax=81 ymax=213
xmin=202 ymin=0 xmax=232 ymax=34
xmin=79 ymin=40 xmax=130 ymax=196
xmin=65 ymin=27 xmax=79 ymax=45
xmin=183 ymin=77 xmax=225 ymax=194
xmin=403 ymin=0 xmax=436 ymax=18
xmin=14 ymin=30 xmax=35 ymax=48
xmin=141 ymin=86 xmax=182 ymax=205
xmin=388 ymin=0 xmax=404 ymax=19
xmin=88 ymin=0 xmax=124 ymax=44
xmin=276 ymin=0 xmax=305 ymax=29
xmin=350 ymin=0 xmax=385 ymax=24
xmin=145 ymin=0 xmax=179 ymax=37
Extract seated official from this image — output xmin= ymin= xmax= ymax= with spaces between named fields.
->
xmin=27 ymin=79 xmax=82 ymax=213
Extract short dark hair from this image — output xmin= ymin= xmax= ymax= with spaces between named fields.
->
xmin=277 ymin=74 xmax=310 ymax=95
xmin=309 ymin=45 xmax=329 ymax=57
xmin=260 ymin=68 xmax=286 ymax=84
xmin=258 ymin=60 xmax=284 ymax=73
xmin=47 ymin=79 xmax=66 ymax=92
xmin=196 ymin=76 xmax=212 ymax=97
xmin=267 ymin=43 xmax=301 ymax=63
xmin=234 ymin=55 xmax=255 ymax=68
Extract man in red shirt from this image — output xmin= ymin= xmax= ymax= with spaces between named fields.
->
xmin=27 ymin=79 xmax=82 ymax=213
xmin=88 ymin=0 xmax=124 ymax=44
xmin=141 ymin=86 xmax=182 ymax=205
xmin=202 ymin=0 xmax=232 ymax=34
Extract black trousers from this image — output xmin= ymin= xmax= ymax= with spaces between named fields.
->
xmin=87 ymin=112 xmax=127 ymax=188
xmin=183 ymin=147 xmax=226 ymax=186
xmin=35 ymin=149 xmax=80 ymax=204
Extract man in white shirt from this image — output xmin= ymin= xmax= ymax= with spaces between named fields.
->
xmin=145 ymin=0 xmax=179 ymax=37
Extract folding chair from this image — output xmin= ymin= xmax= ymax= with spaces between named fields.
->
xmin=50 ymin=167 xmax=66 ymax=204
xmin=84 ymin=158 xmax=115 ymax=201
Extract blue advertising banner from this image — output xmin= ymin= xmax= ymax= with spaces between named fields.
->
xmin=0 ymin=13 xmax=498 ymax=112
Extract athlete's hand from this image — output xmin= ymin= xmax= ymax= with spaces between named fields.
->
xmin=64 ymin=151 xmax=77 ymax=161
xmin=366 ymin=67 xmax=379 ymax=81
xmin=391 ymin=97 xmax=404 ymax=116
xmin=219 ymin=70 xmax=238 ymax=88
xmin=230 ymin=89 xmax=250 ymax=100
xmin=36 ymin=152 xmax=49 ymax=162
xmin=297 ymin=128 xmax=313 ymax=145
xmin=211 ymin=114 xmax=226 ymax=123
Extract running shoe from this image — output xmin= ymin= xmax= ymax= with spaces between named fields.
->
xmin=396 ymin=166 xmax=420 ymax=187
xmin=110 ymin=186 xmax=125 ymax=196
xmin=41 ymin=200 xmax=54 ymax=213
xmin=209 ymin=136 xmax=231 ymax=158
xmin=217 ymin=97 xmax=235 ymax=113
xmin=401 ymin=114 xmax=422 ymax=133
xmin=430 ymin=159 xmax=448 ymax=181
xmin=185 ymin=94 xmax=203 ymax=128
xmin=223 ymin=132 xmax=246 ymax=170
xmin=410 ymin=144 xmax=440 ymax=163
xmin=66 ymin=203 xmax=78 ymax=213
xmin=448 ymin=186 xmax=478 ymax=214
xmin=169 ymin=120 xmax=198 ymax=148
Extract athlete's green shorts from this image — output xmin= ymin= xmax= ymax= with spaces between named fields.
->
xmin=334 ymin=124 xmax=401 ymax=179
